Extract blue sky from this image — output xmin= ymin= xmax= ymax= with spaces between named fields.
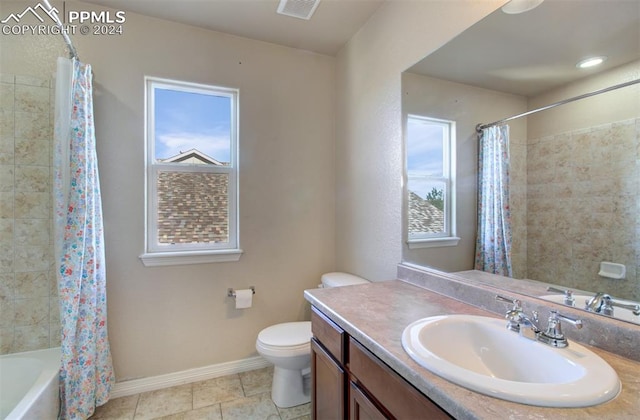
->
xmin=406 ymin=116 xmax=445 ymax=198
xmin=406 ymin=117 xmax=444 ymax=174
xmin=154 ymin=88 xmax=231 ymax=163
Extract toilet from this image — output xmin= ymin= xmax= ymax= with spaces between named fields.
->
xmin=255 ymin=272 xmax=369 ymax=408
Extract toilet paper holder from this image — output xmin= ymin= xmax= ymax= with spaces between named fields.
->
xmin=227 ymin=286 xmax=256 ymax=298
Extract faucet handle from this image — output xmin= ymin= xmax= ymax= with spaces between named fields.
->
xmin=602 ymin=295 xmax=640 ymax=316
xmin=496 ymin=295 xmax=522 ymax=310
xmin=496 ymin=295 xmax=523 ymax=332
xmin=539 ymin=310 xmax=582 ymax=348
xmin=546 ymin=286 xmax=575 ymax=306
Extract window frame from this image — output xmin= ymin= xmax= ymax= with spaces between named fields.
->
xmin=140 ymin=76 xmax=242 ymax=266
xmin=405 ymin=114 xmax=459 ymax=249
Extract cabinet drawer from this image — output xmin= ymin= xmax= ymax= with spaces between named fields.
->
xmin=349 ymin=338 xmax=452 ymax=419
xmin=311 ymin=306 xmax=346 ymax=363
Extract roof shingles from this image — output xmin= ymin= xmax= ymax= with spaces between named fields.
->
xmin=408 ymin=191 xmax=444 ymax=234
xmin=157 ymin=171 xmax=229 ymax=244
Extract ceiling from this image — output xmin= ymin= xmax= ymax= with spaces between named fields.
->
xmin=80 ymin=1 xmax=639 ymax=96
xmin=81 ymin=0 xmax=385 ymax=56
xmin=407 ymin=0 xmax=640 ymax=97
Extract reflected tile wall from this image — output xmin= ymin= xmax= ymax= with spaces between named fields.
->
xmin=524 ymin=119 xmax=639 ymax=301
xmin=0 ymin=73 xmax=58 ymax=354
xmin=510 ymin=131 xmax=527 ymax=280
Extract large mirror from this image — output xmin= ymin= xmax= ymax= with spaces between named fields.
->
xmin=402 ymin=0 xmax=640 ymax=324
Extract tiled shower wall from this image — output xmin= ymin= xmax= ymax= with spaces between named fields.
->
xmin=525 ymin=118 xmax=639 ymax=302
xmin=0 ymin=73 xmax=59 ymax=354
xmin=508 ymin=127 xmax=527 ymax=281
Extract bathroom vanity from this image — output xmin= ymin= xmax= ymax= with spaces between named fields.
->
xmin=311 ymin=306 xmax=450 ymax=419
xmin=304 ymin=274 xmax=640 ymax=419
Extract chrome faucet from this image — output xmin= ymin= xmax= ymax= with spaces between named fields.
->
xmin=585 ymin=292 xmax=640 ymax=317
xmin=496 ymin=295 xmax=540 ymax=340
xmin=546 ymin=286 xmax=575 ymax=306
xmin=496 ymin=295 xmax=582 ymax=348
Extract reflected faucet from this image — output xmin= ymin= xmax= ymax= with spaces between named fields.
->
xmin=585 ymin=292 xmax=640 ymax=317
xmin=547 ymin=286 xmax=575 ymax=306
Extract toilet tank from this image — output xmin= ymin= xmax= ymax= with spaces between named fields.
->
xmin=321 ymin=272 xmax=369 ymax=288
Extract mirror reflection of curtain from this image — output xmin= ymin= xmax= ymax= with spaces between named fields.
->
xmin=474 ymin=125 xmax=512 ymax=277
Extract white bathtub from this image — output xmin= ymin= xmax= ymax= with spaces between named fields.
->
xmin=0 ymin=347 xmax=60 ymax=420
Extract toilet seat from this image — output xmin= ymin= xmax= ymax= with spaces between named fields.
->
xmin=256 ymin=321 xmax=311 ymax=357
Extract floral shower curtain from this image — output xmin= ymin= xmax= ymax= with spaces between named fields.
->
xmin=54 ymin=57 xmax=114 ymax=419
xmin=474 ymin=124 xmax=513 ymax=277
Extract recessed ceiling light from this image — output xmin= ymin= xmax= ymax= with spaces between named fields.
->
xmin=576 ymin=56 xmax=608 ymax=69
xmin=502 ymin=0 xmax=545 ymax=14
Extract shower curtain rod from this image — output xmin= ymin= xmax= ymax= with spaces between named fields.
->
xmin=476 ymin=78 xmax=640 ymax=132
xmin=42 ymin=0 xmax=79 ymax=60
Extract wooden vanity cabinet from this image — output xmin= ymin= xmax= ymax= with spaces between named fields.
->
xmin=311 ymin=306 xmax=452 ymax=420
xmin=349 ymin=338 xmax=452 ymax=419
xmin=311 ymin=307 xmax=347 ymax=419
xmin=349 ymin=381 xmax=387 ymax=420
xmin=311 ymin=338 xmax=346 ymax=419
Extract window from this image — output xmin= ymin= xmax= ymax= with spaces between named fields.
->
xmin=140 ymin=77 xmax=241 ymax=266
xmin=405 ymin=115 xmax=459 ymax=248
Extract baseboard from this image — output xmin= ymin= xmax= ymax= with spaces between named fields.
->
xmin=110 ymin=356 xmax=271 ymax=399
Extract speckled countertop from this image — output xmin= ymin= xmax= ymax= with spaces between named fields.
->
xmin=304 ymin=280 xmax=640 ymax=420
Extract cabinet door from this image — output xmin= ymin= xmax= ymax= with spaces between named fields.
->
xmin=349 ymin=338 xmax=452 ymax=419
xmin=349 ymin=381 xmax=387 ymax=420
xmin=312 ymin=338 xmax=345 ymax=420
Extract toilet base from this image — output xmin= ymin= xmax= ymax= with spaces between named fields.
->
xmin=271 ymin=366 xmax=310 ymax=408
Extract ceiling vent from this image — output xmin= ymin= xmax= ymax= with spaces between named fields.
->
xmin=276 ymin=0 xmax=321 ymax=20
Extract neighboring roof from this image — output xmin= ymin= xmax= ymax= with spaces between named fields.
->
xmin=408 ymin=191 xmax=444 ymax=234
xmin=159 ymin=149 xmax=227 ymax=165
xmin=157 ymin=149 xmax=229 ymax=244
xmin=157 ymin=171 xmax=229 ymax=244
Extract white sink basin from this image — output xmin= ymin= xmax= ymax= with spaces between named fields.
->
xmin=401 ymin=315 xmax=620 ymax=407
xmin=540 ymin=294 xmax=640 ymax=323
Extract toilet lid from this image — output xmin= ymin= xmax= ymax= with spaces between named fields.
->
xmin=258 ymin=321 xmax=312 ymax=347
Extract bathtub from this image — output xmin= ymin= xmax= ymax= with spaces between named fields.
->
xmin=0 ymin=347 xmax=60 ymax=420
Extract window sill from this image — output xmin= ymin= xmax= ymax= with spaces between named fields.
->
xmin=139 ymin=249 xmax=243 ymax=267
xmin=407 ymin=237 xmax=460 ymax=249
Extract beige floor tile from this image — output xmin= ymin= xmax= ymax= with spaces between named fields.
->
xmin=92 ymin=368 xmax=292 ymax=420
xmin=134 ymin=384 xmax=193 ymax=420
xmin=285 ymin=415 xmax=310 ymax=420
xmin=90 ymin=394 xmax=139 ymax=419
xmin=220 ymin=392 xmax=280 ymax=420
xmin=193 ymin=374 xmax=245 ymax=409
xmin=157 ymin=404 xmax=222 ymax=420
xmin=277 ymin=402 xmax=311 ymax=420
xmin=239 ymin=366 xmax=274 ymax=397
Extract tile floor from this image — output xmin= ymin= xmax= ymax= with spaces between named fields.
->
xmin=90 ymin=367 xmax=311 ymax=420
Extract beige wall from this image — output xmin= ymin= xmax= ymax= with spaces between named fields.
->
xmin=2 ymin=1 xmax=336 ymax=380
xmin=400 ymin=72 xmax=527 ymax=273
xmin=528 ymin=60 xmax=640 ymax=139
xmin=334 ymin=0 xmax=506 ymax=281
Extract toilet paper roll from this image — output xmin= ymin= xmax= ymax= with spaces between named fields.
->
xmin=235 ymin=289 xmax=253 ymax=309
